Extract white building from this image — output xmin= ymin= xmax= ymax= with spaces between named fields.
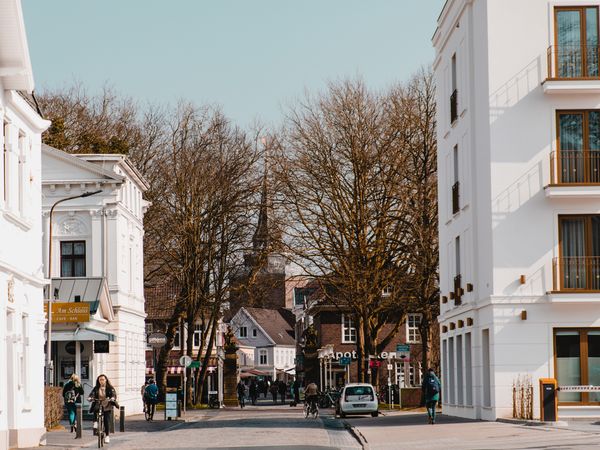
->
xmin=42 ymin=145 xmax=149 ymax=415
xmin=230 ymin=307 xmax=296 ymax=381
xmin=434 ymin=0 xmax=600 ymax=420
xmin=0 ymin=0 xmax=52 ymax=447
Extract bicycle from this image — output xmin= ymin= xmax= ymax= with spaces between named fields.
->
xmin=96 ymin=403 xmax=106 ymax=448
xmin=304 ymin=396 xmax=319 ymax=419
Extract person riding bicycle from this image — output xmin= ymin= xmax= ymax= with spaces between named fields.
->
xmin=304 ymin=381 xmax=319 ymax=412
xmin=88 ymin=374 xmax=118 ymax=444
xmin=144 ymin=378 xmax=159 ymax=420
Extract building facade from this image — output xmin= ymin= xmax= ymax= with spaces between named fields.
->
xmin=42 ymin=145 xmax=149 ymax=414
xmin=0 ymin=0 xmax=52 ymax=447
xmin=434 ymin=0 xmax=600 ymax=420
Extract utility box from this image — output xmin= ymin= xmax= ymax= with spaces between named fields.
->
xmin=539 ymin=378 xmax=557 ymax=422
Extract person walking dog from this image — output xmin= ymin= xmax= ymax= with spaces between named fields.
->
xmin=422 ymin=367 xmax=441 ymax=424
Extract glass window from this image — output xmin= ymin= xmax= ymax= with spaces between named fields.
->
xmin=60 ymin=241 xmax=86 ymax=277
xmin=239 ymin=326 xmax=247 ymax=338
xmin=589 ymin=331 xmax=600 ymax=402
xmin=556 ymin=331 xmax=581 ymax=402
xmin=555 ymin=7 xmax=599 ymax=78
xmin=294 ymin=287 xmax=315 ymax=306
xmin=559 ymin=215 xmax=600 ymax=290
xmin=259 ymin=349 xmax=267 ymax=365
xmin=407 ymin=314 xmax=422 ymax=343
xmin=193 ymin=324 xmax=202 ymax=347
xmin=341 ymin=314 xmax=357 ymax=343
xmin=252 ymin=328 xmax=257 ymax=337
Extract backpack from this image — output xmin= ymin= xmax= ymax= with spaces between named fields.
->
xmin=427 ymin=376 xmax=440 ymax=395
xmin=145 ymin=384 xmax=158 ymax=403
xmin=64 ymin=388 xmax=77 ymax=404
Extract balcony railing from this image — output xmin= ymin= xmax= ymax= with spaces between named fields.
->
xmin=547 ymin=44 xmax=600 ymax=79
xmin=552 ymin=256 xmax=600 ymax=291
xmin=452 ymin=181 xmax=460 ymax=214
xmin=450 ymin=89 xmax=458 ymax=123
xmin=550 ymin=151 xmax=600 ymax=185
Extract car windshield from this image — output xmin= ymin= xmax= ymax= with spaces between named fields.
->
xmin=345 ymin=386 xmax=373 ymax=398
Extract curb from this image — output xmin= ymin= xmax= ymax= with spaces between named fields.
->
xmin=497 ymin=418 xmax=569 ymax=427
xmin=343 ymin=420 xmax=369 ymax=450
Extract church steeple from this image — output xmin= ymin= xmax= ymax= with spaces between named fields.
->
xmin=252 ymin=170 xmax=269 ymax=252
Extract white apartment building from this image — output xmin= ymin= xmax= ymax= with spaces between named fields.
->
xmin=0 ymin=1 xmax=52 ymax=447
xmin=42 ymin=145 xmax=149 ymax=415
xmin=434 ymin=0 xmax=600 ymax=420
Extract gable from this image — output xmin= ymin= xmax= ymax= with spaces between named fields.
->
xmin=230 ymin=308 xmax=273 ymax=346
xmin=42 ymin=145 xmax=124 ymax=185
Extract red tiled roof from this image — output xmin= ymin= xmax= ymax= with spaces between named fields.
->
xmin=243 ymin=307 xmax=296 ymax=346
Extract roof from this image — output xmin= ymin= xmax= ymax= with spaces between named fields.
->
xmin=145 ymin=282 xmax=180 ymax=321
xmin=242 ymin=307 xmax=296 ymax=346
xmin=0 ymin=0 xmax=34 ymax=91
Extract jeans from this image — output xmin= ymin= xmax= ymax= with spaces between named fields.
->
xmin=66 ymin=403 xmax=77 ymax=425
xmin=426 ymin=400 xmax=437 ymax=422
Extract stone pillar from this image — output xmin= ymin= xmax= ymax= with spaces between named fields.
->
xmin=222 ymin=352 xmax=238 ymax=407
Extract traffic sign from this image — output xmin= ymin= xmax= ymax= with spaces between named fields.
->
xmin=396 ymin=344 xmax=411 ymax=353
xmin=339 ymin=357 xmax=351 ymax=366
xmin=189 ymin=361 xmax=201 ymax=369
xmin=179 ymin=355 xmax=192 ymax=367
xmin=387 ymin=364 xmax=393 ymax=370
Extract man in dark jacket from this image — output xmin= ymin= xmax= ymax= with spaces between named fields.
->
xmin=422 ymin=368 xmax=441 ymax=424
xmin=278 ymin=380 xmax=287 ymax=404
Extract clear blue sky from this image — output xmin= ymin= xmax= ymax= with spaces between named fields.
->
xmin=23 ymin=0 xmax=445 ymax=128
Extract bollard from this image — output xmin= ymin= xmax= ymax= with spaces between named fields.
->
xmin=75 ymin=404 xmax=82 ymax=439
xmin=109 ymin=408 xmax=115 ymax=434
xmin=119 ymin=406 xmax=125 ymax=432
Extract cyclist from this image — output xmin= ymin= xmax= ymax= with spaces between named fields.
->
xmin=88 ymin=374 xmax=118 ymax=444
xmin=304 ymin=381 xmax=319 ymax=415
xmin=144 ymin=378 xmax=159 ymax=420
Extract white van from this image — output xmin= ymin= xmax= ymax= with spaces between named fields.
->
xmin=337 ymin=383 xmax=378 ymax=418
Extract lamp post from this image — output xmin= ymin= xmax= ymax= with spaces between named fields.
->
xmin=46 ymin=190 xmax=102 ymax=385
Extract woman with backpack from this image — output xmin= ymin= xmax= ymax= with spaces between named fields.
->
xmin=63 ymin=373 xmax=84 ymax=432
xmin=88 ymin=374 xmax=118 ymax=443
xmin=422 ymin=367 xmax=441 ymax=424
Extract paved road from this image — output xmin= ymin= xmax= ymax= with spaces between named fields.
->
xmin=345 ymin=411 xmax=600 ymax=450
xmin=108 ymin=405 xmax=360 ymax=450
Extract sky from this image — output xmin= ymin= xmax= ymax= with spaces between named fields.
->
xmin=23 ymin=0 xmax=445 ymax=128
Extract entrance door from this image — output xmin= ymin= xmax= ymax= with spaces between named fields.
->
xmin=558 ymin=111 xmax=600 ymax=184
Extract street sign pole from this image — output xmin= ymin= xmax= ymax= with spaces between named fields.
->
xmin=179 ymin=355 xmax=192 ymax=415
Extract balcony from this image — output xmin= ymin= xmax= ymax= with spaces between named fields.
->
xmin=544 ymin=45 xmax=600 ymax=94
xmin=546 ymin=151 xmax=600 ymax=198
xmin=552 ymin=257 xmax=600 ymax=292
xmin=450 ymin=89 xmax=458 ymax=124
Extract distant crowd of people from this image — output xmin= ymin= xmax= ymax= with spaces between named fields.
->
xmin=237 ymin=378 xmax=301 ymax=406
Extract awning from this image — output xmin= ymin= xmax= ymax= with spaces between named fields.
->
xmin=49 ymin=277 xmax=114 ymax=320
xmin=51 ymin=327 xmax=116 ymax=342
xmin=146 ymin=366 xmax=185 ymax=375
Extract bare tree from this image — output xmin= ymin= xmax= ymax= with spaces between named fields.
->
xmin=273 ymin=79 xmax=416 ymax=382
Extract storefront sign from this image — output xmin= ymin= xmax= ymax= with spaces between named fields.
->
xmin=339 ymin=357 xmax=351 ymax=366
xmin=94 ymin=341 xmax=110 ymax=353
xmin=44 ymin=302 xmax=90 ymax=323
xmin=330 ymin=350 xmax=404 ymax=361
xmin=396 ymin=344 xmax=411 ymax=353
xmin=559 ymin=385 xmax=600 ymax=392
xmin=148 ymin=332 xmax=167 ymax=348
xmin=165 ymin=392 xmax=178 ymax=419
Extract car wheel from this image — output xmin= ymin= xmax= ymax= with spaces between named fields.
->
xmin=371 ymin=411 xmax=379 ymax=417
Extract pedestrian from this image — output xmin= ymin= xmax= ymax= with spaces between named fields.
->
xmin=249 ymin=380 xmax=258 ymax=405
xmin=62 ymin=373 xmax=84 ymax=433
xmin=278 ymin=379 xmax=287 ymax=404
xmin=422 ymin=367 xmax=441 ymax=424
xmin=270 ymin=380 xmax=278 ymax=403
xmin=88 ymin=374 xmax=118 ymax=443
xmin=293 ymin=379 xmax=300 ymax=405
xmin=237 ymin=380 xmax=246 ymax=408
xmin=140 ymin=380 xmax=149 ymax=412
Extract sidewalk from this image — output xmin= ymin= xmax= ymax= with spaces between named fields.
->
xmin=28 ymin=410 xmax=212 ymax=449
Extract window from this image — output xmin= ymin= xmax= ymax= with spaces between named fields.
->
xmin=556 ymin=110 xmax=600 ymax=184
xmin=555 ymin=329 xmax=600 ymax=404
xmin=407 ymin=314 xmax=422 ymax=343
xmin=145 ymin=323 xmax=153 ymax=334
xmin=452 ymin=145 xmax=460 ymax=214
xmin=60 ymin=241 xmax=86 ymax=277
xmin=259 ymin=349 xmax=267 ymax=365
xmin=341 ymin=314 xmax=357 ymax=343
xmin=450 ymin=53 xmax=458 ymax=123
xmin=558 ymin=215 xmax=600 ymax=290
xmin=294 ymin=287 xmax=315 ymax=306
xmin=252 ymin=328 xmax=257 ymax=338
xmin=454 ymin=236 xmax=462 ymax=303
xmin=554 ymin=7 xmax=599 ymax=78
xmin=17 ymin=131 xmax=25 ymax=216
xmin=3 ymin=122 xmax=8 ymax=205
xmin=482 ymin=329 xmax=491 ymax=407
xmin=239 ymin=326 xmax=247 ymax=338
xmin=193 ymin=324 xmax=202 ymax=347
xmin=382 ymin=286 xmax=393 ymax=297
xmin=173 ymin=327 xmax=181 ymax=349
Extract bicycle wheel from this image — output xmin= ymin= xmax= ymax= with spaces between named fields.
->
xmin=97 ymin=413 xmax=104 ymax=447
xmin=303 ymin=403 xmax=309 ymax=418
xmin=313 ymin=406 xmax=319 ymax=419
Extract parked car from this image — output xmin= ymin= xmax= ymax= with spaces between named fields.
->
xmin=337 ymin=383 xmax=378 ymax=418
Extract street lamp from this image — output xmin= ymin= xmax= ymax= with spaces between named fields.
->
xmin=46 ymin=189 xmax=102 ymax=385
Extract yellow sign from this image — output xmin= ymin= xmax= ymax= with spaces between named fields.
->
xmin=44 ymin=302 xmax=90 ymax=323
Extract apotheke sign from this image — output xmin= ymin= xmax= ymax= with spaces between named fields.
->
xmin=330 ymin=350 xmax=407 ymax=361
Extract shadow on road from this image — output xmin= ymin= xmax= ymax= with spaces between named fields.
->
xmin=345 ymin=412 xmax=478 ymax=428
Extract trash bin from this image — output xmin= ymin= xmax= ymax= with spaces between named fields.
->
xmin=539 ymin=378 xmax=557 ymax=422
